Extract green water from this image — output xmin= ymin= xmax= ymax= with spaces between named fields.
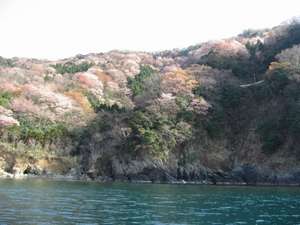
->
xmin=0 ymin=179 xmax=299 ymax=224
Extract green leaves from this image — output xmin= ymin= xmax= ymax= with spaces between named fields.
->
xmin=257 ymin=65 xmax=300 ymax=153
xmin=265 ymin=67 xmax=290 ymax=95
xmin=257 ymin=117 xmax=285 ymax=153
xmin=51 ymin=62 xmax=93 ymax=74
xmin=126 ymin=109 xmax=192 ymax=158
xmin=127 ymin=65 xmax=155 ymax=96
xmin=220 ymin=83 xmax=244 ymax=109
xmin=6 ymin=118 xmax=68 ymax=146
xmin=86 ymin=93 xmax=124 ymax=113
xmin=0 ymin=92 xmax=13 ymax=107
xmin=0 ymin=56 xmax=15 ymax=67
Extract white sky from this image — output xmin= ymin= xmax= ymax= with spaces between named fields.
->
xmin=0 ymin=0 xmax=299 ymax=60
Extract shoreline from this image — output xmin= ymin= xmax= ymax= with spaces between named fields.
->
xmin=1 ymin=173 xmax=300 ymax=187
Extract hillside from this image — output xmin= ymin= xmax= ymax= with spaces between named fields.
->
xmin=1 ymin=19 xmax=300 ymax=184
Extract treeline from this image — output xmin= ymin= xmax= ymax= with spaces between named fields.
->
xmin=1 ymin=118 xmax=68 ymax=148
xmin=51 ymin=62 xmax=94 ymax=74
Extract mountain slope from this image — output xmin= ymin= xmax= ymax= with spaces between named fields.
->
xmin=1 ymin=20 xmax=300 ymax=184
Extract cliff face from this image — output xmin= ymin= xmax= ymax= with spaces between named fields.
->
xmin=1 ymin=20 xmax=300 ymax=184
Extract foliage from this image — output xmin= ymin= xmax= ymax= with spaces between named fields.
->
xmin=257 ymin=63 xmax=300 ymax=153
xmin=265 ymin=64 xmax=290 ymax=95
xmin=219 ymin=83 xmax=244 ymax=109
xmin=70 ymin=112 xmax=119 ymax=158
xmin=5 ymin=118 xmax=68 ymax=147
xmin=74 ymin=113 xmax=112 ymax=140
xmin=276 ymin=44 xmax=300 ymax=74
xmin=125 ymin=110 xmax=192 ymax=158
xmin=287 ymin=102 xmax=300 ymax=138
xmin=239 ymin=29 xmax=268 ymax=38
xmin=134 ymin=73 xmax=161 ymax=106
xmin=86 ymin=93 xmax=125 ymax=113
xmin=175 ymin=95 xmax=196 ymax=123
xmin=65 ymin=90 xmax=92 ymax=113
xmin=178 ymin=44 xmax=201 ymax=56
xmin=4 ymin=21 xmax=300 ymax=170
xmin=44 ymin=73 xmax=55 ymax=82
xmin=200 ymin=22 xmax=300 ymax=81
xmin=0 ymin=56 xmax=15 ymax=67
xmin=257 ymin=116 xmax=286 ymax=153
xmin=202 ymin=106 xmax=225 ymax=138
xmin=192 ymin=85 xmax=208 ymax=98
xmin=261 ymin=23 xmax=300 ymax=68
xmin=127 ymin=65 xmax=155 ymax=96
xmin=199 ymin=51 xmax=254 ymax=81
xmin=193 ymin=82 xmax=251 ymax=139
xmin=0 ymin=92 xmax=13 ymax=107
xmin=51 ymin=62 xmax=94 ymax=74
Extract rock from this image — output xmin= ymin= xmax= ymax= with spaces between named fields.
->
xmin=23 ymin=164 xmax=42 ymax=175
xmin=232 ymin=165 xmax=259 ymax=185
xmin=0 ymin=168 xmax=13 ymax=178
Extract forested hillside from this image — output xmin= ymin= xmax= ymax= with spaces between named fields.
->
xmin=1 ymin=19 xmax=300 ymax=184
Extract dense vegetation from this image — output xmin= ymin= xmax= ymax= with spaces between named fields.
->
xmin=51 ymin=62 xmax=93 ymax=74
xmin=1 ymin=20 xmax=300 ymax=181
xmin=0 ymin=92 xmax=13 ymax=107
xmin=1 ymin=118 xmax=68 ymax=148
xmin=124 ymin=109 xmax=192 ymax=158
xmin=74 ymin=22 xmax=300 ymax=170
xmin=0 ymin=56 xmax=15 ymax=67
xmin=127 ymin=65 xmax=156 ymax=96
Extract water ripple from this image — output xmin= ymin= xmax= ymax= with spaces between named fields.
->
xmin=0 ymin=180 xmax=299 ymax=224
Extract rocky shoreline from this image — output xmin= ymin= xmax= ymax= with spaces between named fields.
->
xmin=1 ymin=144 xmax=299 ymax=186
xmin=1 ymin=166 xmax=300 ymax=187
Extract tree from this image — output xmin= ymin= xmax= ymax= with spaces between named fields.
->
xmin=51 ymin=62 xmax=94 ymax=74
xmin=127 ymin=65 xmax=156 ymax=96
xmin=265 ymin=63 xmax=290 ymax=94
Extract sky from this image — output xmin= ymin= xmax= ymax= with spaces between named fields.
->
xmin=0 ymin=0 xmax=299 ymax=60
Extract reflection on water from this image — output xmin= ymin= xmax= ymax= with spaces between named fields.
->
xmin=0 ymin=179 xmax=299 ymax=224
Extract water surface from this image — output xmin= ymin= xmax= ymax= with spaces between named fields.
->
xmin=0 ymin=179 xmax=299 ymax=224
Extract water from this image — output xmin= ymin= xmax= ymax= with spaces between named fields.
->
xmin=0 ymin=179 xmax=299 ymax=225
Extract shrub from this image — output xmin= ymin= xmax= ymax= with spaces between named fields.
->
xmin=220 ymin=83 xmax=244 ymax=109
xmin=175 ymin=95 xmax=195 ymax=123
xmin=65 ymin=90 xmax=93 ymax=113
xmin=203 ymin=107 xmax=225 ymax=138
xmin=251 ymin=84 xmax=273 ymax=102
xmin=161 ymin=68 xmax=197 ymax=94
xmin=0 ymin=56 xmax=15 ymax=67
xmin=199 ymin=51 xmax=253 ymax=81
xmin=192 ymin=85 xmax=208 ymax=98
xmin=276 ymin=44 xmax=300 ymax=71
xmin=255 ymin=68 xmax=300 ymax=154
xmin=127 ymin=65 xmax=155 ymax=96
xmin=176 ymin=110 xmax=194 ymax=123
xmin=5 ymin=118 xmax=68 ymax=147
xmin=134 ymin=72 xmax=161 ymax=106
xmin=265 ymin=64 xmax=290 ymax=94
xmin=261 ymin=23 xmax=300 ymax=68
xmin=51 ymin=62 xmax=94 ymax=74
xmin=239 ymin=29 xmax=268 ymax=38
xmin=197 ymin=82 xmax=250 ymax=139
xmin=0 ymin=92 xmax=13 ymax=107
xmin=126 ymin=110 xmax=191 ymax=158
xmin=257 ymin=117 xmax=285 ymax=153
xmin=289 ymin=111 xmax=300 ymax=137
xmin=86 ymin=93 xmax=125 ymax=113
